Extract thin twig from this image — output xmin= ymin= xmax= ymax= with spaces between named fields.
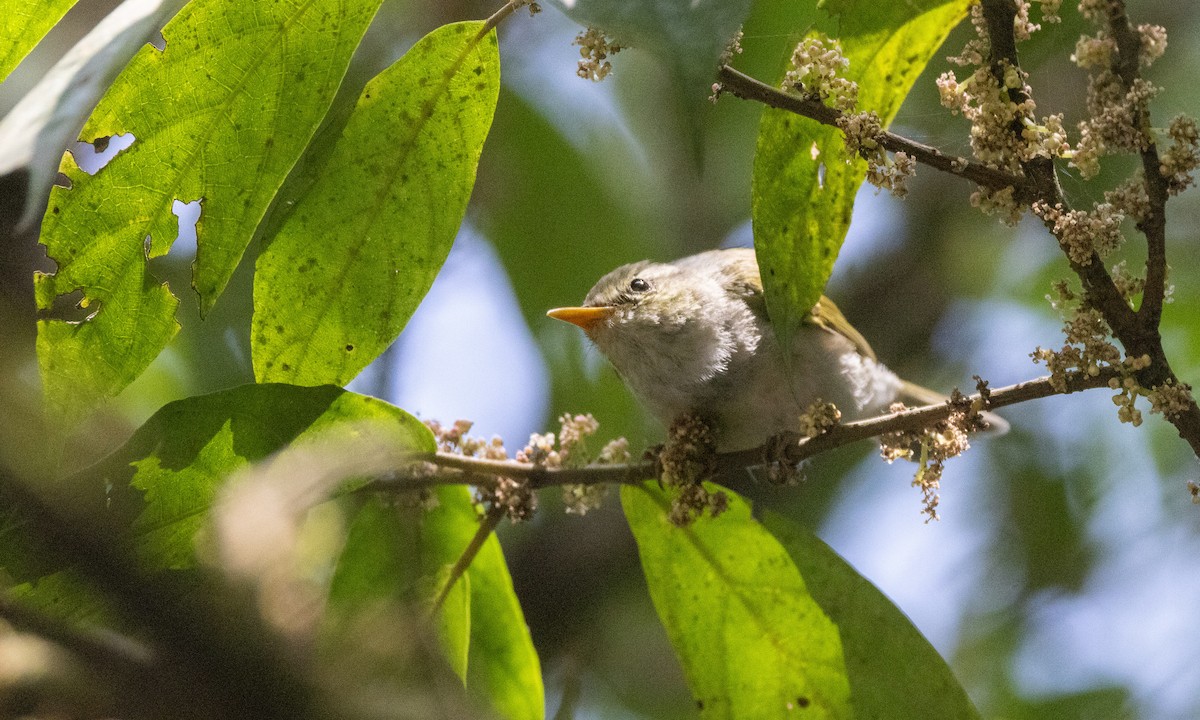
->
xmin=715 ymin=64 xmax=1031 ymax=196
xmin=429 ymin=507 xmax=503 ymax=616
xmin=377 ymin=370 xmax=1121 ymax=491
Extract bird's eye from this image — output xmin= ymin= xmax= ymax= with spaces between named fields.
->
xmin=629 ymin=278 xmax=651 ymax=293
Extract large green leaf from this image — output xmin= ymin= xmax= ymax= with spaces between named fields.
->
xmin=751 ymin=0 xmax=970 ymax=355
xmin=252 ymin=21 xmax=501 ymax=386
xmin=0 ymin=0 xmax=189 ymax=233
xmin=329 ymin=486 xmax=544 ymax=719
xmin=34 ymin=0 xmax=385 ymax=424
xmin=762 ymin=512 xmax=981 ymax=720
xmin=0 ymin=0 xmax=76 ymax=81
xmin=1 ymin=383 xmax=432 ymax=630
xmin=621 ymin=483 xmax=851 ymax=719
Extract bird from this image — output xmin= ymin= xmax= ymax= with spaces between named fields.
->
xmin=546 ymin=247 xmax=1001 ymax=453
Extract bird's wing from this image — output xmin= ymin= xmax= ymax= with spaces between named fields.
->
xmin=702 ymin=248 xmax=877 ymax=362
xmin=805 ymin=295 xmax=878 ymax=362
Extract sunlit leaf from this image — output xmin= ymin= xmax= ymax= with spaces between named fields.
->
xmin=252 ymin=21 xmax=501 ymax=386
xmin=622 ymin=483 xmax=851 ymax=719
xmin=105 ymin=385 xmax=431 ymax=571
xmin=762 ymin=512 xmax=981 ymax=720
xmin=752 ymin=0 xmax=970 ymax=355
xmin=35 ymin=0 xmax=385 ymax=424
xmin=0 ymin=0 xmax=77 ymax=81
xmin=0 ymin=0 xmax=189 ymax=240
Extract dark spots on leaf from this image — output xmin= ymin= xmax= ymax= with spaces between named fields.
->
xmin=823 ymin=246 xmax=832 ymax=258
xmin=275 ymin=325 xmax=285 ymax=333
xmin=51 ymin=206 xmax=60 ymax=214
xmin=458 ymin=94 xmax=470 ymax=103
xmin=472 ymin=65 xmax=483 ymax=76
xmin=281 ymin=363 xmax=291 ymax=372
xmin=474 ymin=81 xmax=488 ymax=92
xmin=400 ymin=174 xmax=409 ymax=183
xmin=796 ymin=696 xmax=810 ymax=709
xmin=696 ymin=700 xmax=704 ymax=710
xmin=345 ymin=344 xmax=354 ymax=352
xmin=769 ymin=267 xmax=776 ymax=276
xmin=365 ymin=92 xmax=371 ymax=100
xmin=264 ymin=137 xmax=274 ymax=148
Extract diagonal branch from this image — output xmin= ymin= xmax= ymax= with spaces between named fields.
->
xmin=716 ymin=64 xmax=1029 ymax=195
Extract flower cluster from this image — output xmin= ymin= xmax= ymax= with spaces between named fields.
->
xmin=1107 ymin=358 xmax=1152 ymax=427
xmin=796 ymin=400 xmax=842 ymax=438
xmin=1160 ymin=115 xmax=1200 ymax=194
xmin=513 ymin=0 xmax=541 ymax=15
xmin=574 ymin=27 xmax=622 ymax=82
xmin=1070 ymin=13 xmax=1168 ymax=178
xmin=427 ymin=419 xmax=508 ymax=459
xmin=835 ymin=112 xmax=917 ymax=197
xmin=1148 ymin=380 xmax=1195 ymax=421
xmin=878 ymin=402 xmax=973 ymax=522
xmin=425 ymin=419 xmax=537 ymax=521
xmin=1032 ymin=200 xmax=1125 ymax=265
xmin=659 ymin=413 xmax=726 ymax=527
xmin=477 ymin=476 xmax=538 ymax=523
xmin=783 ymin=35 xmax=858 ymax=113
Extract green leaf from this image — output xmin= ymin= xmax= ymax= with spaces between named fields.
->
xmin=0 ymin=0 xmax=76 ymax=81
xmin=329 ymin=487 xmax=544 ymax=718
xmin=762 ymin=512 xmax=982 ymax=720
xmin=329 ymin=495 xmax=473 ymax=682
xmin=465 ymin=525 xmax=546 ymax=720
xmin=544 ymin=0 xmax=752 ymax=156
xmin=751 ymin=0 xmax=970 ymax=354
xmin=0 ymin=0 xmax=190 ymax=245
xmin=252 ymin=21 xmax=501 ymax=386
xmin=621 ymin=483 xmax=851 ymax=719
xmin=35 ymin=0 xmax=385 ymax=424
xmin=105 ymin=384 xmax=431 ymax=571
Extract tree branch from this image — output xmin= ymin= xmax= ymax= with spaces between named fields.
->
xmin=1102 ymin=2 xmax=1170 ymax=329
xmin=374 ymin=370 xmax=1122 ymax=492
xmin=716 ymin=64 xmax=1030 ymax=195
xmin=976 ymin=0 xmax=1200 ymax=459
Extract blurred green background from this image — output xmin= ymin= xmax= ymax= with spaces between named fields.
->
xmin=3 ymin=0 xmax=1199 ymax=718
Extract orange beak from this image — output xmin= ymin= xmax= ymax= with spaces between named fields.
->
xmin=546 ymin=305 xmax=614 ymax=332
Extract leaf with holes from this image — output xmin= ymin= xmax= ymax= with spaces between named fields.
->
xmin=35 ymin=0 xmax=385 ymax=424
xmin=0 ymin=0 xmax=77 ymax=81
xmin=252 ymin=21 xmax=500 ymax=386
xmin=622 ymin=483 xmax=851 ymax=719
xmin=752 ymin=0 xmax=970 ymax=356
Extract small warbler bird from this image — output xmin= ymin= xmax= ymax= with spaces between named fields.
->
xmin=547 ymin=247 xmax=998 ymax=453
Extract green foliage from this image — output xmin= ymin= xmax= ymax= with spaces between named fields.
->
xmin=751 ymin=0 xmax=969 ymax=355
xmin=544 ymin=0 xmax=752 ymax=154
xmin=330 ymin=488 xmax=544 ymax=719
xmin=253 ymin=21 xmax=501 ymax=386
xmin=621 ymin=483 xmax=852 ymax=719
xmin=762 ymin=512 xmax=981 ymax=720
xmin=35 ymin=0 xmax=385 ymax=423
xmin=0 ymin=0 xmax=76 ymax=81
xmin=89 ymin=384 xmax=432 ymax=571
